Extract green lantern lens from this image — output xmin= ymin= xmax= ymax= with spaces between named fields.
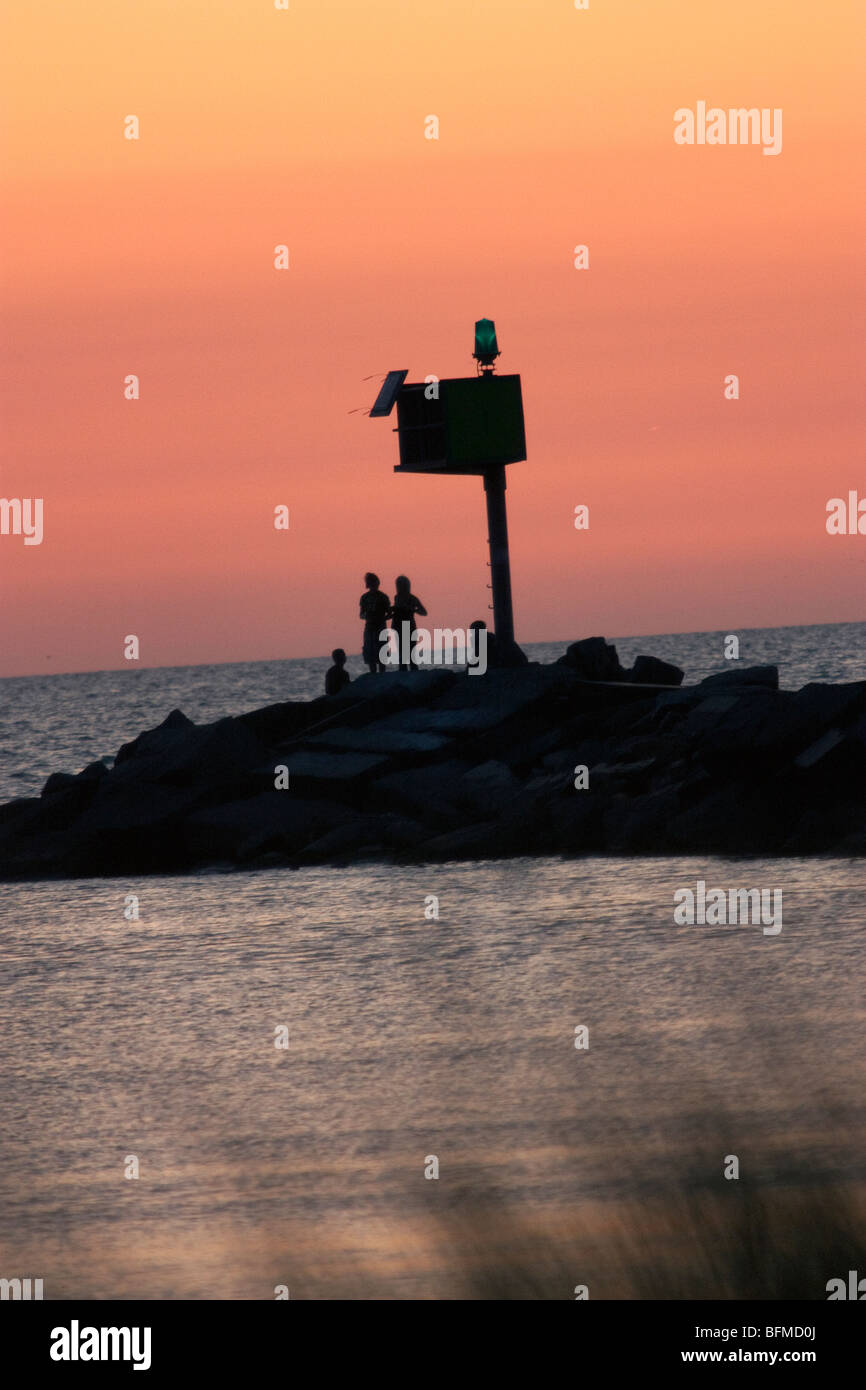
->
xmin=473 ymin=318 xmax=499 ymax=361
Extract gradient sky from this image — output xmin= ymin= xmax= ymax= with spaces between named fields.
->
xmin=1 ymin=0 xmax=863 ymax=677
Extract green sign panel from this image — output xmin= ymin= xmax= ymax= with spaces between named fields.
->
xmin=395 ymin=374 xmax=526 ymax=475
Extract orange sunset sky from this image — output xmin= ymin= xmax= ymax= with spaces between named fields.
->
xmin=0 ymin=0 xmax=863 ymax=677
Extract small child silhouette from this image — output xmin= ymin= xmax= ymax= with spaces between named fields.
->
xmin=325 ymin=648 xmax=351 ymax=695
xmin=359 ymin=572 xmax=391 ymax=673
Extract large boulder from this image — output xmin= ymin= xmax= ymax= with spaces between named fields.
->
xmin=784 ymin=801 xmax=866 ymax=853
xmin=700 ymin=665 xmax=779 ymax=691
xmin=237 ymin=698 xmax=334 ymax=748
xmin=629 ymin=655 xmax=684 ymax=687
xmin=415 ymin=820 xmax=516 ymax=861
xmin=679 ymin=689 xmax=783 ymax=765
xmin=547 ymin=793 xmax=604 ymax=853
xmin=324 ymin=669 xmax=457 ymax=703
xmin=279 ymin=749 xmax=392 ymax=802
xmin=372 ymin=758 xmax=472 ymax=829
xmin=292 ymin=812 xmax=426 ymax=865
xmin=37 ymin=761 xmax=111 ymax=828
xmin=42 ymin=761 xmax=108 ymax=793
xmin=304 ymin=725 xmax=451 ymax=756
xmin=750 ymin=682 xmax=866 ymax=758
xmin=456 ymin=760 xmax=521 ymax=818
xmin=114 ymin=708 xmax=194 ymax=765
xmin=112 ymin=713 xmax=267 ymax=794
xmin=603 ymin=785 xmax=687 ymax=853
xmin=665 ymin=780 xmax=795 ymax=854
xmin=0 ymin=796 xmax=41 ymax=830
xmin=557 ymin=637 xmax=628 ymax=682
xmin=791 ymin=724 xmax=866 ymax=794
xmin=62 ymin=780 xmax=213 ymax=875
xmin=180 ymin=792 xmax=352 ymax=863
xmin=785 ymin=681 xmax=866 ymax=735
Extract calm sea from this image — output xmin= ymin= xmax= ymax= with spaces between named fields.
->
xmin=0 ymin=621 xmax=864 ymax=1298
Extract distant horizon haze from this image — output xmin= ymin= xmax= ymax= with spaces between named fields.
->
xmin=1 ymin=616 xmax=864 ymax=683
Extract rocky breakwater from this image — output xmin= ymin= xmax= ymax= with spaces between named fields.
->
xmin=2 ymin=637 xmax=866 ymax=880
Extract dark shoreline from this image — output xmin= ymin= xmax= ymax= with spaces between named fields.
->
xmin=2 ymin=640 xmax=865 ymax=881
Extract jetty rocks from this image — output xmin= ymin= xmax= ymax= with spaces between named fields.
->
xmin=2 ymin=638 xmax=866 ymax=879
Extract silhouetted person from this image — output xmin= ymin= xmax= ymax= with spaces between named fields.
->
xmin=388 ymin=575 xmax=427 ymax=670
xmin=470 ymin=619 xmax=498 ymax=668
xmin=359 ymin=572 xmax=391 ymax=674
xmin=325 ymin=648 xmax=350 ymax=696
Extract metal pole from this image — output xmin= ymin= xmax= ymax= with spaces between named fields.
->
xmin=483 ymin=464 xmax=515 ymax=646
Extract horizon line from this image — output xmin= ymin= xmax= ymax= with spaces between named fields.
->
xmin=1 ymin=616 xmax=862 ymax=683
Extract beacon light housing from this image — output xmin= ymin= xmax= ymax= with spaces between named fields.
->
xmin=473 ymin=318 xmax=500 ymax=369
xmin=368 ymin=318 xmax=524 ymax=651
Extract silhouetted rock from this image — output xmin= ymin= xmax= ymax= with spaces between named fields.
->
xmin=80 ymin=760 xmax=111 ymax=781
xmin=373 ymin=759 xmax=473 ymax=830
xmin=38 ymin=763 xmax=110 ymax=828
xmin=787 ymin=681 xmax=866 ymax=732
xmin=457 ymin=760 xmax=520 ymax=818
xmin=237 ymin=699 xmax=332 ymax=748
xmin=305 ymin=726 xmax=450 ymax=755
xmin=114 ymin=708 xmax=194 ymax=765
xmin=700 ymin=665 xmax=779 ymax=690
xmin=558 ymin=637 xmax=627 ymax=681
xmin=3 ymin=645 xmax=866 ymax=877
xmin=416 ymin=821 xmax=514 ymax=861
xmin=62 ymin=780 xmax=210 ymax=875
xmin=604 ymin=786 xmax=686 ymax=854
xmin=181 ymin=793 xmax=352 ymax=864
xmin=794 ymin=728 xmax=846 ymax=770
xmin=283 ymin=750 xmax=392 ymax=802
xmin=113 ymin=714 xmax=266 ymax=793
xmin=0 ymin=797 xmax=41 ymax=830
xmin=630 ymin=655 xmax=684 ymax=687
xmin=42 ymin=762 xmax=108 ymax=795
xmin=292 ymin=813 xmax=426 ymax=865
xmin=42 ymin=772 xmax=82 ymax=797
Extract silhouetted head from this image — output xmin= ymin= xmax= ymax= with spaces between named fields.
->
xmin=364 ymin=572 xmax=380 ymax=590
xmin=470 ymin=620 xmax=487 ymax=632
xmin=395 ymin=575 xmax=410 ymax=596
xmin=332 ymin=648 xmax=346 ymax=666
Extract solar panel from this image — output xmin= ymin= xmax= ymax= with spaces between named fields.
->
xmin=369 ymin=369 xmax=408 ymax=417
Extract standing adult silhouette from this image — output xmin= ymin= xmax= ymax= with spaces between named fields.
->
xmin=388 ymin=575 xmax=427 ymax=671
xmin=359 ymin=572 xmax=391 ymax=673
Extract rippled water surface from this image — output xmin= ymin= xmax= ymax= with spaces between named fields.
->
xmin=0 ymin=856 xmax=863 ymax=1299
